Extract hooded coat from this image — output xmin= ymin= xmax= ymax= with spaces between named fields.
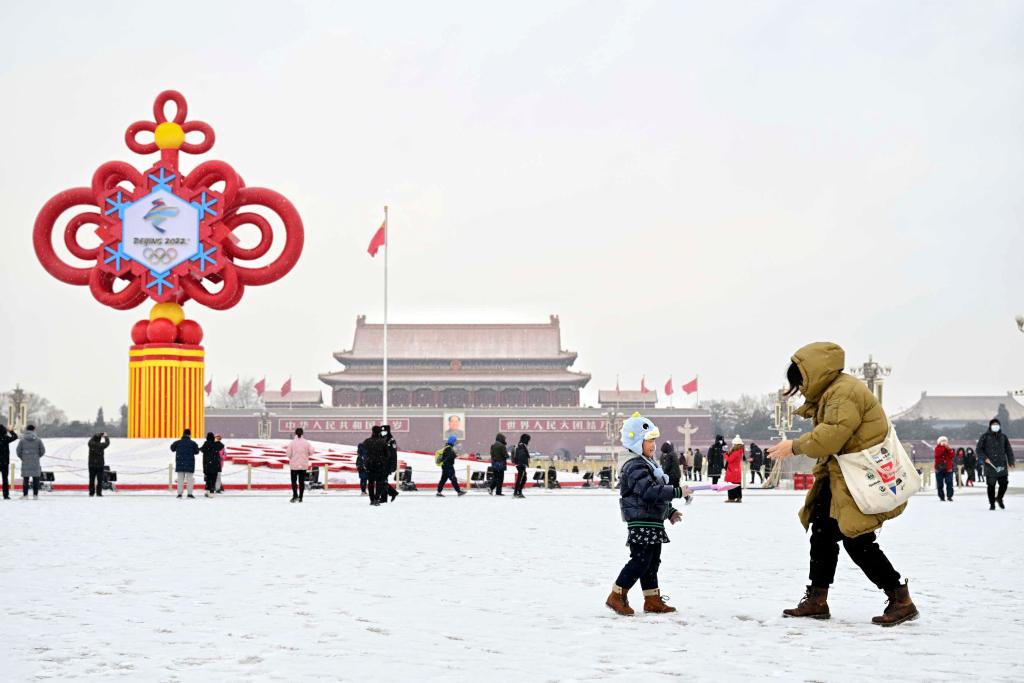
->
xmin=976 ymin=427 xmax=1015 ymax=480
xmin=513 ymin=435 xmax=531 ymax=467
xmin=791 ymin=342 xmax=902 ymax=538
xmin=692 ymin=449 xmax=703 ymax=471
xmin=659 ymin=444 xmax=681 ymax=485
xmin=170 ymin=432 xmax=199 ymax=473
xmin=201 ymin=436 xmax=225 ymax=473
xmin=363 ymin=434 xmax=390 ymax=478
xmin=706 ymin=436 xmax=725 ymax=476
xmin=490 ymin=434 xmax=509 ymax=470
xmin=16 ymin=430 xmax=45 ymax=477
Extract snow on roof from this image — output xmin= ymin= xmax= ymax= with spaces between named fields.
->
xmin=263 ymin=390 xmax=323 ymax=404
xmin=893 ymin=392 xmax=1024 ymax=422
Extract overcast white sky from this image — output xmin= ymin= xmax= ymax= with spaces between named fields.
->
xmin=1 ymin=1 xmax=1022 ymax=421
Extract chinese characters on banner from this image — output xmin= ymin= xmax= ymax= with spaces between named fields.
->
xmin=278 ymin=418 xmax=410 ymax=433
xmin=498 ymin=418 xmax=608 ymax=432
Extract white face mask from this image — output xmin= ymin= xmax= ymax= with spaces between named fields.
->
xmin=991 ymin=424 xmax=1001 ymax=433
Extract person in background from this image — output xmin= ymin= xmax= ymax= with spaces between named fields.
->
xmin=171 ymin=428 xmax=199 ymax=499
xmin=684 ymin=448 xmax=694 ymax=481
xmin=286 ymin=427 xmax=314 ymax=503
xmin=16 ymin=425 xmax=45 ymax=499
xmin=87 ymin=432 xmax=110 ymax=497
xmin=215 ymin=434 xmax=226 ymax=493
xmin=706 ymin=435 xmax=726 ymax=485
xmin=749 ymin=442 xmax=764 ymax=485
xmin=363 ymin=426 xmax=389 ymax=507
xmin=963 ymin=447 xmax=976 ymax=487
xmin=977 ymin=418 xmax=1015 ymax=511
xmin=692 ymin=448 xmax=704 ymax=482
xmin=933 ymin=437 xmax=955 ymax=502
xmin=200 ymin=433 xmax=223 ymax=499
xmin=380 ymin=425 xmax=400 ymax=504
xmin=489 ymin=433 xmax=509 ymax=496
xmin=356 ymin=441 xmax=369 ymax=495
xmin=0 ymin=423 xmax=16 ymax=500
xmin=436 ymin=435 xmax=465 ymax=497
xmin=973 ymin=445 xmax=984 ymax=483
xmin=659 ymin=441 xmax=682 ymax=486
xmin=724 ymin=436 xmax=744 ymax=503
xmin=953 ymin=446 xmax=964 ymax=488
xmin=513 ymin=434 xmax=531 ymax=498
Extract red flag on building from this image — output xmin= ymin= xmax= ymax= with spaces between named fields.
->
xmin=281 ymin=377 xmax=292 ymax=398
xmin=228 ymin=377 xmax=239 ymax=397
xmin=254 ymin=377 xmax=266 ymax=397
xmin=641 ymin=376 xmax=650 ymax=393
xmin=367 ymin=221 xmax=386 ymax=257
xmin=204 ymin=378 xmax=212 ymax=396
xmin=682 ymin=377 xmax=699 ymax=395
xmin=664 ymin=377 xmax=674 ymax=396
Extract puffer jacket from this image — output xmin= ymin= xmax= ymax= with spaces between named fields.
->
xmin=16 ymin=431 xmax=45 ymax=477
xmin=724 ymin=446 xmax=743 ymax=485
xmin=618 ymin=452 xmax=684 ymax=531
xmin=934 ymin=444 xmax=955 ymax=474
xmin=201 ymin=439 xmax=224 ymax=473
xmin=170 ymin=433 xmax=199 ymax=473
xmin=692 ymin=449 xmax=703 ymax=471
xmin=659 ymin=448 xmax=681 ymax=485
xmin=87 ymin=435 xmax=110 ymax=468
xmin=706 ymin=437 xmax=725 ymax=476
xmin=513 ymin=436 xmax=531 ymax=466
xmin=363 ymin=436 xmax=389 ymax=478
xmin=977 ymin=429 xmax=1015 ymax=479
xmin=490 ymin=434 xmax=509 ymax=470
xmin=791 ymin=342 xmax=903 ymax=537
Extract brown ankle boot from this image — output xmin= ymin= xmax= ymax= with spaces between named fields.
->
xmin=872 ymin=580 xmax=919 ymax=627
xmin=782 ymin=585 xmax=830 ymax=619
xmin=643 ymin=589 xmax=677 ymax=613
xmin=606 ymin=585 xmax=634 ymax=616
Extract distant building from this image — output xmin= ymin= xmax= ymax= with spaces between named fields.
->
xmin=598 ymin=390 xmax=659 ymax=412
xmin=318 ymin=315 xmax=591 ymax=408
xmin=263 ymin=390 xmax=323 ymax=409
xmin=893 ymin=392 xmax=1024 ymax=428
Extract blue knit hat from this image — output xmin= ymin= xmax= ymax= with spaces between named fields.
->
xmin=621 ymin=412 xmax=660 ymax=455
xmin=447 ymin=435 xmax=457 ymax=446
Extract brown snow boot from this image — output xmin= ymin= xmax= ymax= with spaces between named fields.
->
xmin=782 ymin=585 xmax=830 ymax=620
xmin=605 ymin=585 xmax=634 ymax=616
xmin=643 ymin=589 xmax=677 ymax=614
xmin=872 ymin=580 xmax=919 ymax=627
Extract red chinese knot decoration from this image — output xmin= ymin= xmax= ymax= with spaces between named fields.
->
xmin=33 ymin=90 xmax=304 ymax=310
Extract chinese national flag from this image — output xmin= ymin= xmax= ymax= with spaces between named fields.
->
xmin=228 ymin=378 xmax=239 ymax=397
xmin=281 ymin=377 xmax=292 ymax=398
xmin=641 ymin=376 xmax=650 ymax=393
xmin=367 ymin=222 xmax=386 ymax=257
xmin=682 ymin=377 xmax=699 ymax=395
xmin=204 ymin=379 xmax=212 ymax=396
xmin=254 ymin=377 xmax=266 ymax=397
xmin=664 ymin=377 xmax=674 ymax=396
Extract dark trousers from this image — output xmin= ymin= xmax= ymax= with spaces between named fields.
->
xmin=368 ymin=477 xmax=388 ymax=503
xmin=727 ymin=485 xmax=742 ymax=501
xmin=204 ymin=469 xmax=218 ymax=494
xmin=936 ymin=471 xmax=954 ymax=500
xmin=615 ymin=542 xmax=662 ymax=591
xmin=808 ymin=481 xmax=900 ymax=590
xmin=514 ymin=465 xmax=527 ymax=495
xmin=694 ymin=468 xmax=702 ymax=481
xmin=750 ymin=467 xmax=763 ymax=483
xmin=358 ymin=471 xmax=368 ymax=494
xmin=88 ymin=466 xmax=104 ymax=496
xmin=491 ymin=467 xmax=505 ymax=494
xmin=290 ymin=469 xmax=307 ymax=500
xmin=1 ymin=463 xmax=8 ymax=498
xmin=23 ymin=476 xmax=40 ymax=497
xmin=988 ymin=475 xmax=1009 ymax=505
xmin=711 ymin=475 xmax=720 ymax=485
xmin=437 ymin=466 xmax=461 ymax=493
xmin=684 ymin=467 xmax=692 ymax=481
xmin=379 ymin=479 xmax=397 ymax=503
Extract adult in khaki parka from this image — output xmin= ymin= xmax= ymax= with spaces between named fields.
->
xmin=766 ymin=342 xmax=918 ymax=627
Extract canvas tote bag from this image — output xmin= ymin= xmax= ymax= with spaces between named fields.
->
xmin=835 ymin=422 xmax=921 ymax=514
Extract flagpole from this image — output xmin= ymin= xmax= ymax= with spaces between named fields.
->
xmin=383 ymin=205 xmax=389 ymax=426
xmin=696 ymin=374 xmax=700 ymax=409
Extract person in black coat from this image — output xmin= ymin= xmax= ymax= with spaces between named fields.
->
xmin=170 ymin=429 xmax=200 ymax=499
xmin=706 ymin=435 xmax=726 ymax=484
xmin=691 ymin=448 xmax=703 ymax=481
xmin=512 ymin=434 xmax=531 ymax=498
xmin=963 ymin=447 xmax=977 ymax=487
xmin=379 ymin=425 xmax=400 ymax=504
xmin=200 ymin=433 xmax=223 ymax=498
xmin=659 ymin=441 xmax=682 ymax=486
xmin=436 ymin=435 xmax=465 ymax=497
xmin=356 ymin=441 xmax=369 ymax=495
xmin=489 ymin=433 xmax=509 ymax=495
xmin=87 ymin=432 xmax=110 ymax=497
xmin=1 ymin=424 xmax=18 ymax=500
xmin=977 ymin=419 xmax=1016 ymax=510
xmin=748 ymin=442 xmax=764 ymax=484
xmin=362 ymin=426 xmax=389 ymax=507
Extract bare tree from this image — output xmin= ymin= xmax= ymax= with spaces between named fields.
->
xmin=211 ymin=377 xmax=263 ymax=410
xmin=0 ymin=390 xmax=67 ymax=426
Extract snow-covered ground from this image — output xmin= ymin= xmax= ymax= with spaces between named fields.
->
xmin=2 ymin=475 xmax=1022 ymax=682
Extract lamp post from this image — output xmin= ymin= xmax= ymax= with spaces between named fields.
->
xmin=257 ymin=409 xmax=272 ymax=440
xmin=7 ymin=385 xmax=28 ymax=433
xmin=850 ymin=355 xmax=891 ymax=406
xmin=603 ymin=408 xmax=624 ymax=482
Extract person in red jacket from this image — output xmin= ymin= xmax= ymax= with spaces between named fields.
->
xmin=934 ymin=436 xmax=955 ymax=502
xmin=724 ymin=435 xmax=744 ymax=502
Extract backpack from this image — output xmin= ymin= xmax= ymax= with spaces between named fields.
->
xmin=435 ymin=448 xmax=446 ymax=466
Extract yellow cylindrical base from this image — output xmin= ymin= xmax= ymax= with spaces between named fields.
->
xmin=128 ymin=344 xmax=205 ymax=438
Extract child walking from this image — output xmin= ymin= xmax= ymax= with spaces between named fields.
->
xmin=606 ymin=413 xmax=690 ymax=616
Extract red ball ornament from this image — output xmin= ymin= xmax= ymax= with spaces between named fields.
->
xmin=147 ymin=317 xmax=178 ymax=344
xmin=131 ymin=319 xmax=150 ymax=344
xmin=177 ymin=319 xmax=204 ymax=345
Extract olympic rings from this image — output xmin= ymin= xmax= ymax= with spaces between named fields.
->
xmin=142 ymin=247 xmax=177 ymax=266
